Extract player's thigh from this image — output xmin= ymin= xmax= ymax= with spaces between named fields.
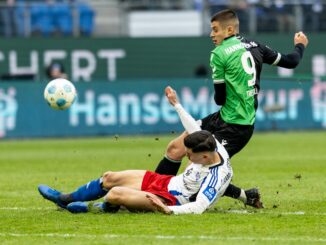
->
xmin=102 ymin=170 xmax=146 ymax=190
xmin=106 ymin=186 xmax=157 ymax=212
xmin=199 ymin=112 xmax=221 ymax=133
xmin=200 ymin=112 xmax=254 ymax=157
xmin=214 ymin=124 xmax=254 ymax=157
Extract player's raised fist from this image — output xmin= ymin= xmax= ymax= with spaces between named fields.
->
xmin=294 ymin=31 xmax=308 ymax=47
xmin=165 ymin=86 xmax=178 ymax=106
xmin=165 ymin=86 xmax=173 ymax=96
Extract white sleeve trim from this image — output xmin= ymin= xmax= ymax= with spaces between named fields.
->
xmin=213 ymin=79 xmax=225 ymax=84
xmin=174 ymin=103 xmax=201 ymax=134
xmin=272 ymin=53 xmax=281 ymax=66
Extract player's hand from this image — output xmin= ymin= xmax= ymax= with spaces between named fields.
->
xmin=146 ymin=194 xmax=172 ymax=215
xmin=294 ymin=31 xmax=308 ymax=47
xmin=165 ymin=86 xmax=179 ymax=106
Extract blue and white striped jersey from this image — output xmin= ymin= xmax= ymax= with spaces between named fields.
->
xmin=167 ymin=139 xmax=233 ymax=214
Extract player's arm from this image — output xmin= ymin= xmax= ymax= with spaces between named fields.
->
xmin=278 ymin=31 xmax=308 ymax=68
xmin=166 ymin=172 xmax=219 ymax=214
xmin=263 ymin=32 xmax=308 ymax=69
xmin=165 ymin=86 xmax=201 ymax=134
xmin=214 ymin=83 xmax=226 ymax=105
xmin=211 ymin=52 xmax=226 ymax=105
xmin=146 ymin=178 xmax=213 ymax=215
xmin=277 ymin=44 xmax=305 ymax=68
xmin=167 ymin=194 xmax=210 ymax=214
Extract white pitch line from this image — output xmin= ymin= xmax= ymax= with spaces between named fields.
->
xmin=225 ymin=210 xmax=308 ymax=215
xmin=226 ymin=210 xmax=326 ymax=216
xmin=0 ymin=233 xmax=325 ymax=243
xmin=0 ymin=207 xmax=325 ymax=216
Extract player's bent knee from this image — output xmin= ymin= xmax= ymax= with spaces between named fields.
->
xmin=106 ymin=187 xmax=125 ymax=204
xmin=102 ymin=171 xmax=116 ymax=189
xmin=166 ymin=140 xmax=186 ymax=160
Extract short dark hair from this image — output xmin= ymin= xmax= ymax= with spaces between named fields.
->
xmin=46 ymin=62 xmax=65 ymax=78
xmin=184 ymin=130 xmax=217 ymax=153
xmin=210 ymin=9 xmax=239 ymax=30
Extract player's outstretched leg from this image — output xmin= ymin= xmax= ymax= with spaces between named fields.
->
xmin=38 ymin=178 xmax=108 ymax=209
xmin=64 ymin=178 xmax=108 ymax=202
xmin=66 ymin=201 xmax=120 ymax=214
xmin=223 ymin=184 xmax=263 ymax=209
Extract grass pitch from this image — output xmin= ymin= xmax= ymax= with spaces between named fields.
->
xmin=0 ymin=131 xmax=325 ymax=244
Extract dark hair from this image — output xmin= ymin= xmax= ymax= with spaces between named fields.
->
xmin=184 ymin=130 xmax=217 ymax=153
xmin=46 ymin=62 xmax=65 ymax=79
xmin=210 ymin=9 xmax=239 ymax=29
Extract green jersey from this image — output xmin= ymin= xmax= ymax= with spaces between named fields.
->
xmin=210 ymin=36 xmax=257 ymax=125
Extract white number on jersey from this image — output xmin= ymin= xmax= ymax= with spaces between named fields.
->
xmin=241 ymin=51 xmax=257 ymax=87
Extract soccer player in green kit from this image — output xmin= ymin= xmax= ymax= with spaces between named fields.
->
xmin=155 ymin=9 xmax=309 ymax=208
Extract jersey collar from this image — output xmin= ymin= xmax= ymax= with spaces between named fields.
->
xmin=221 ymin=35 xmax=237 ymax=45
xmin=208 ymin=152 xmax=224 ymax=169
xmin=224 ymin=35 xmax=236 ymax=41
xmin=224 ymin=34 xmax=243 ymax=41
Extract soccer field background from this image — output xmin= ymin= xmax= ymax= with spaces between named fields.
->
xmin=0 ymin=131 xmax=325 ymax=244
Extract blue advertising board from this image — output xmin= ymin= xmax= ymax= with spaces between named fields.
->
xmin=0 ymin=78 xmax=325 ymax=139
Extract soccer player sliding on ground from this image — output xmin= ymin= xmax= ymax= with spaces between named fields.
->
xmin=38 ymin=87 xmax=233 ymax=214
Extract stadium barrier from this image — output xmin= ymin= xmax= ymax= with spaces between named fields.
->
xmin=0 ymin=78 xmax=325 ymax=138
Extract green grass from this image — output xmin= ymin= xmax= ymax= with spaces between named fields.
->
xmin=0 ymin=132 xmax=325 ymax=244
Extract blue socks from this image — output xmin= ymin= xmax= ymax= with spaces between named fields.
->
xmin=70 ymin=178 xmax=108 ymax=202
